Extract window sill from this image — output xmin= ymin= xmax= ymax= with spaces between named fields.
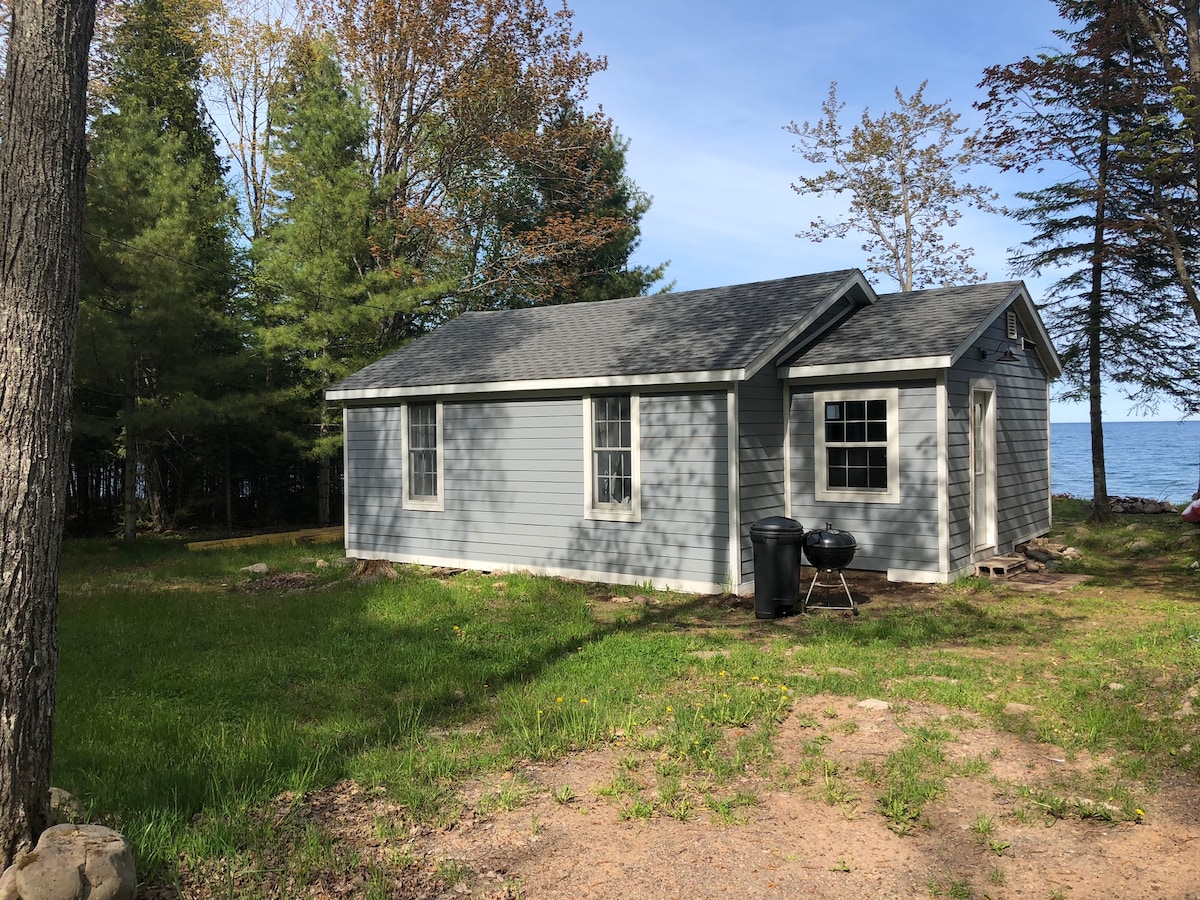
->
xmin=814 ymin=486 xmax=900 ymax=505
xmin=585 ymin=504 xmax=641 ymax=523
xmin=403 ymin=496 xmax=445 ymax=512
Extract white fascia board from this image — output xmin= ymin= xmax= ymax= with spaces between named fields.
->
xmin=780 ymin=359 xmax=950 ymax=380
xmin=947 ymin=283 xmax=1063 ymax=379
xmin=341 ymin=547 xmax=724 ymax=595
xmin=743 ymin=270 xmax=878 ymax=379
xmin=325 ymin=368 xmax=746 ymax=403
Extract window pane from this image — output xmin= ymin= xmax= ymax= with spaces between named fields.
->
xmin=846 ymin=422 xmax=866 ymax=443
xmin=867 ymin=422 xmax=887 ymax=442
xmin=829 ymin=466 xmax=847 ymax=487
xmin=847 ymin=467 xmax=869 ymax=488
xmin=826 ymin=423 xmax=844 ymax=443
xmin=825 ymin=403 xmax=842 ymax=421
xmin=867 ymin=399 xmax=887 ymax=420
xmin=409 ymin=405 xmax=438 ymax=498
xmin=868 ymin=467 xmax=888 ymax=489
xmin=845 ymin=400 xmax=865 ymax=421
xmin=592 ymin=396 xmax=634 ymax=509
xmin=848 ymin=447 xmax=868 ymax=467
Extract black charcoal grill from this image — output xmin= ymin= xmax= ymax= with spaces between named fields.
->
xmin=802 ymin=524 xmax=858 ymax=615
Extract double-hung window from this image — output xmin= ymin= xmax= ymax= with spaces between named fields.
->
xmin=403 ymin=401 xmax=444 ymax=511
xmin=813 ymin=388 xmax=900 ymax=504
xmin=584 ymin=393 xmax=640 ymax=521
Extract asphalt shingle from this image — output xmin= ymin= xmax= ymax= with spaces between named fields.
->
xmin=330 ymin=270 xmax=858 ymax=392
xmin=789 ymin=282 xmax=1022 ymax=367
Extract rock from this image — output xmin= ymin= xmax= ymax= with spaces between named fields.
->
xmin=1108 ymin=682 xmax=1125 ymax=691
xmin=1162 ymin=501 xmax=1179 ymax=513
xmin=1 ymin=825 xmax=135 ymax=900
xmin=240 ymin=562 xmax=269 ymax=575
xmin=857 ymin=698 xmax=890 ymax=710
xmin=332 ymin=557 xmax=356 ymax=568
xmin=631 ymin=594 xmax=652 ymax=606
xmin=315 ymin=558 xmax=329 ymax=568
xmin=47 ymin=788 xmax=84 ymax=826
xmin=1004 ymin=702 xmax=1036 ymax=715
xmin=1062 ymin=547 xmax=1082 ymax=559
xmin=1025 ymin=548 xmax=1055 ymax=564
xmin=611 ymin=596 xmax=632 ymax=604
xmin=1024 ymin=560 xmax=1044 ymax=574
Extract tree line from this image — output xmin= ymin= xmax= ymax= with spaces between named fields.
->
xmin=71 ymin=0 xmax=667 ymax=540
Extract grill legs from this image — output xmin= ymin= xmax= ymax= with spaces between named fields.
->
xmin=802 ymin=568 xmax=858 ymax=615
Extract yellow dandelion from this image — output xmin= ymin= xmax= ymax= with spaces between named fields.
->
xmin=722 ymin=693 xmax=729 ymax=699
xmin=751 ymin=676 xmax=759 ymax=681
xmin=556 ymin=697 xmax=563 ymax=703
xmin=666 ymin=706 xmax=673 ymax=713
xmin=1136 ymin=808 xmax=1145 ymax=817
xmin=719 ymin=670 xmax=726 ymax=677
xmin=580 ymin=698 xmax=589 ymax=704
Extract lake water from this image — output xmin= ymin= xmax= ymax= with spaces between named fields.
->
xmin=1051 ymin=421 xmax=1200 ymax=503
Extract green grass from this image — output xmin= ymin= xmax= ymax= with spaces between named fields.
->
xmin=50 ymin=505 xmax=1200 ymax=888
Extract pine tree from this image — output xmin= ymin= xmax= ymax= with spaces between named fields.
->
xmin=254 ymin=36 xmax=427 ymax=524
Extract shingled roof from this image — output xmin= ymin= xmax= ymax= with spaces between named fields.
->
xmin=789 ymin=282 xmax=1021 ymax=367
xmin=328 ymin=270 xmax=867 ymax=399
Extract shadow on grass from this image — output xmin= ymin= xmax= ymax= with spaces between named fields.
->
xmin=52 ymin=537 xmax=1090 ymax=879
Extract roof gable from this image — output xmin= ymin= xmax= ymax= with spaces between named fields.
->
xmin=328 ymin=270 xmax=868 ymax=400
xmin=781 ymin=281 xmax=1062 ymax=379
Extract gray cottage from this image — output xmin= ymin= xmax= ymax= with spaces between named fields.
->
xmin=327 ymin=270 xmax=1062 ymax=593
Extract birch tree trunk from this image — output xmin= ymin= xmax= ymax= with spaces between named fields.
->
xmin=0 ymin=0 xmax=95 ymax=868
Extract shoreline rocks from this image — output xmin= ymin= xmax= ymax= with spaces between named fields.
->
xmin=1055 ymin=493 xmax=1182 ymax=514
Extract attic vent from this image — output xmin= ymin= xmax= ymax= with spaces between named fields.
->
xmin=1006 ymin=310 xmax=1018 ymax=340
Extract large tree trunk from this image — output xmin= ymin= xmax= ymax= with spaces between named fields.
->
xmin=0 ymin=0 xmax=95 ymax=868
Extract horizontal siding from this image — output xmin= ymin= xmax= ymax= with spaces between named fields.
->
xmin=946 ymin=310 xmax=1052 ymax=573
xmin=738 ymin=368 xmax=788 ymax=583
xmin=344 ymin=392 xmax=730 ymax=590
xmin=789 ymin=380 xmax=941 ymax=574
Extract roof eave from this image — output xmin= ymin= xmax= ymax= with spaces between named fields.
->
xmin=325 ymin=367 xmax=748 ymax=403
xmin=779 ymin=356 xmax=953 ymax=380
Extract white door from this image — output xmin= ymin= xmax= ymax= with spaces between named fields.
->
xmin=970 ymin=388 xmax=997 ymax=554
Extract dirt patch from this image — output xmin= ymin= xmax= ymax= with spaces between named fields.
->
xmin=409 ymin=696 xmax=1200 ymax=899
xmin=166 ymin=695 xmax=1200 ymax=899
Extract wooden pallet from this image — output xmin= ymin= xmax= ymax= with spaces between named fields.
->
xmin=974 ymin=555 xmax=1028 ymax=579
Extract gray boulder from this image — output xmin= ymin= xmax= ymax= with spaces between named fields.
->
xmin=0 ymin=824 xmax=135 ymax=900
xmin=240 ymin=562 xmax=269 ymax=575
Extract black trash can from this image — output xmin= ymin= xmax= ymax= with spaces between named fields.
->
xmin=749 ymin=516 xmax=804 ymax=619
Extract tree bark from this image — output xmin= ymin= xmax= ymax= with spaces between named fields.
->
xmin=1088 ymin=113 xmax=1113 ymax=524
xmin=0 ymin=0 xmax=95 ymax=868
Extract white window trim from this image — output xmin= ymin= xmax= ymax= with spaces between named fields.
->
xmin=402 ymin=400 xmax=445 ymax=512
xmin=582 ymin=393 xmax=641 ymax=522
xmin=813 ymin=387 xmax=900 ymax=505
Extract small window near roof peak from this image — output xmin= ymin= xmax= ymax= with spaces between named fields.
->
xmin=1006 ymin=310 xmax=1018 ymax=340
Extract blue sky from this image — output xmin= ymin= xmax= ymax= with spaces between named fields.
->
xmin=569 ymin=0 xmax=1191 ymax=423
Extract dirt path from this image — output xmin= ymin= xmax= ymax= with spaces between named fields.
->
xmin=409 ymin=694 xmax=1200 ymax=899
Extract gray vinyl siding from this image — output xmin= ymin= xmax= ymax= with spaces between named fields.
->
xmin=737 ymin=368 xmax=788 ymax=584
xmin=789 ymin=380 xmax=940 ymax=574
xmin=343 ymin=391 xmax=730 ymax=590
xmin=946 ymin=311 xmax=1051 ymax=574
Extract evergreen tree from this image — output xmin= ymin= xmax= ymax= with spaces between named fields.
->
xmin=78 ymin=0 xmax=246 ymax=539
xmin=978 ymin=0 xmax=1199 ymax=518
xmin=254 ymin=36 xmax=428 ymax=524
